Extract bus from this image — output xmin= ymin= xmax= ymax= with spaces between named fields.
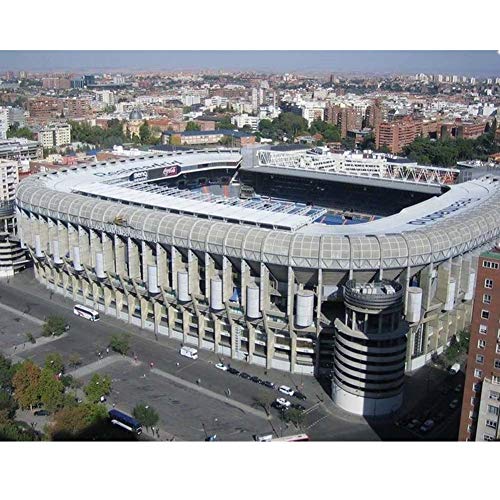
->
xmin=272 ymin=433 xmax=310 ymax=442
xmin=108 ymin=409 xmax=142 ymax=435
xmin=180 ymin=346 xmax=198 ymax=359
xmin=73 ymin=304 xmax=100 ymax=321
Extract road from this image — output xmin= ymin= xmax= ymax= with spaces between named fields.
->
xmin=0 ymin=269 xmax=380 ymax=441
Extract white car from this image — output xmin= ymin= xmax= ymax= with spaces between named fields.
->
xmin=215 ymin=363 xmax=228 ymax=371
xmin=279 ymin=385 xmax=295 ymax=397
xmin=419 ymin=419 xmax=435 ymax=433
xmin=275 ymin=398 xmax=291 ymax=409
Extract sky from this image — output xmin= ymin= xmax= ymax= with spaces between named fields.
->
xmin=0 ymin=51 xmax=499 ymax=77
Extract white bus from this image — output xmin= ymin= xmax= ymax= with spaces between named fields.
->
xmin=180 ymin=346 xmax=198 ymax=359
xmin=73 ymin=304 xmax=100 ymax=321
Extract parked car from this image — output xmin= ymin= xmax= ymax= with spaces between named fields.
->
xmin=454 ymin=384 xmax=463 ymax=393
xmin=406 ymin=418 xmax=420 ymax=430
xmin=239 ymin=372 xmax=251 ymax=380
xmin=263 ymin=381 xmax=275 ymax=389
xmin=34 ymin=410 xmax=51 ymax=417
xmin=215 ymin=363 xmax=228 ymax=371
xmin=294 ymin=391 xmax=307 ymax=401
xmin=227 ymin=367 xmax=240 ymax=375
xmin=449 ymin=363 xmax=461 ymax=375
xmin=419 ymin=419 xmax=435 ymax=433
xmin=250 ymin=376 xmax=263 ymax=384
xmin=279 ymin=385 xmax=295 ymax=397
xmin=205 ymin=434 xmax=217 ymax=441
xmin=274 ymin=397 xmax=291 ymax=410
xmin=449 ymin=399 xmax=459 ymax=409
xmin=291 ymin=403 xmax=306 ymax=412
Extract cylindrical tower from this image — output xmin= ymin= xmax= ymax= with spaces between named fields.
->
xmin=332 ymin=279 xmax=408 ymax=417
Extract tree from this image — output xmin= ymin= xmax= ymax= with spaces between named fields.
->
xmin=280 ymin=408 xmax=305 ymax=430
xmin=44 ymin=353 xmax=64 ymax=375
xmin=139 ymin=121 xmax=151 ymax=144
xmin=0 ymin=388 xmax=18 ymax=420
xmin=50 ymin=402 xmax=108 ymax=440
xmin=68 ymin=353 xmax=82 ymax=368
xmin=252 ymin=392 xmax=274 ymax=417
xmin=185 ymin=121 xmax=200 ymax=131
xmin=216 ymin=115 xmax=234 ymax=130
xmin=132 ymin=403 xmax=159 ymax=431
xmin=38 ymin=367 xmax=65 ymax=412
xmin=12 ymin=360 xmax=41 ymax=410
xmin=0 ymin=354 xmax=15 ymax=390
xmin=84 ymin=374 xmax=112 ymax=403
xmin=109 ymin=333 xmax=130 ymax=355
xmin=7 ymin=124 xmax=34 ymax=140
xmin=42 ymin=315 xmax=67 ymax=337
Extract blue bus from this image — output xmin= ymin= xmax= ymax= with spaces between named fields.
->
xmin=108 ymin=409 xmax=142 ymax=435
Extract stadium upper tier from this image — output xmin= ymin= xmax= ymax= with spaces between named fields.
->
xmin=16 ymin=148 xmax=500 ymax=271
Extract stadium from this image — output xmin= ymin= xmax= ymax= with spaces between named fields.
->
xmin=15 ymin=147 xmax=500 ymax=415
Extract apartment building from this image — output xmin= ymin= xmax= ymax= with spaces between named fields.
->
xmin=375 ymin=117 xmax=418 ymax=154
xmin=36 ymin=123 xmax=71 ymax=148
xmin=459 ymin=247 xmax=500 ymax=441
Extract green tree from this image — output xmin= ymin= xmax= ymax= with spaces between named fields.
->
xmin=280 ymin=408 xmax=305 ymax=429
xmin=42 ymin=315 xmax=67 ymax=337
xmin=84 ymin=374 xmax=112 ymax=403
xmin=38 ymin=367 xmax=65 ymax=412
xmin=50 ymin=402 xmax=108 ymax=439
xmin=109 ymin=333 xmax=130 ymax=355
xmin=0 ymin=354 xmax=15 ymax=390
xmin=252 ymin=392 xmax=274 ymax=417
xmin=68 ymin=353 xmax=82 ymax=368
xmin=0 ymin=388 xmax=18 ymax=420
xmin=7 ymin=124 xmax=34 ymax=140
xmin=139 ymin=121 xmax=151 ymax=144
xmin=185 ymin=121 xmax=201 ymax=131
xmin=12 ymin=360 xmax=41 ymax=410
xmin=44 ymin=353 xmax=64 ymax=375
xmin=132 ymin=403 xmax=159 ymax=431
xmin=216 ymin=115 xmax=234 ymax=130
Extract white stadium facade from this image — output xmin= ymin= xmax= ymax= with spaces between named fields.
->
xmin=15 ymin=148 xmax=500 ymax=415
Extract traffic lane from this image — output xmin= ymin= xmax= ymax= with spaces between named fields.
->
xmin=80 ymin=362 xmax=274 ymax=441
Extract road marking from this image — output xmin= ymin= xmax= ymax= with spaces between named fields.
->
xmin=150 ymin=367 xmax=270 ymax=420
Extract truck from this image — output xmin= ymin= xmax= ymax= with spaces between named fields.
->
xmin=180 ymin=346 xmax=198 ymax=360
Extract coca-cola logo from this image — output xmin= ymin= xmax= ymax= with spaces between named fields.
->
xmin=163 ymin=165 xmax=179 ymax=177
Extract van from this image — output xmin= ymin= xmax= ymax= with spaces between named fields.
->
xmin=254 ymin=434 xmax=273 ymax=442
xmin=180 ymin=346 xmax=198 ymax=360
xmin=449 ymin=363 xmax=460 ymax=375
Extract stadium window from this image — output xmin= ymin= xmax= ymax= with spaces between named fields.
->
xmin=492 ymin=375 xmax=500 ymax=385
xmin=473 ymin=382 xmax=482 ymax=392
xmin=474 ymin=368 xmax=483 ymax=378
xmin=470 ymin=397 xmax=477 ymax=405
xmin=483 ymin=294 xmax=492 ymax=304
xmin=483 ymin=260 xmax=499 ymax=270
xmin=481 ymin=310 xmax=490 ymax=320
xmin=479 ymin=324 xmax=488 ymax=335
xmin=484 ymin=279 xmax=493 ymax=289
xmin=476 ymin=354 xmax=484 ymax=364
xmin=478 ymin=339 xmax=486 ymax=349
xmin=483 ymin=434 xmax=495 ymax=441
xmin=495 ymin=359 xmax=500 ymax=369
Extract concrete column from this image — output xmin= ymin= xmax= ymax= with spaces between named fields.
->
xmin=247 ymin=323 xmax=255 ymax=364
xmin=102 ymin=233 xmax=115 ymax=274
xmin=204 ymin=253 xmax=215 ymax=302
xmin=89 ymin=229 xmax=102 ymax=268
xmin=127 ymin=295 xmax=136 ymax=324
xmin=222 ymin=256 xmax=233 ymax=302
xmin=197 ymin=313 xmax=205 ymax=349
xmin=435 ymin=261 xmax=452 ymax=305
xmin=266 ymin=330 xmax=275 ymax=370
xmin=57 ymin=221 xmax=69 ymax=259
xmin=188 ymin=250 xmax=200 ymax=296
xmin=71 ymin=275 xmax=79 ymax=301
xmin=141 ymin=241 xmax=153 ymax=282
xmin=127 ymin=237 xmax=141 ymax=280
xmin=154 ymin=301 xmax=161 ymax=336
xmin=171 ymin=247 xmax=181 ymax=291
xmin=260 ymin=263 xmax=270 ymax=311
xmin=104 ymin=287 xmax=112 ymax=314
xmin=213 ymin=317 xmax=221 ymax=354
xmin=115 ymin=290 xmax=124 ymax=319
xmin=156 ymin=243 xmax=169 ymax=288
xmin=182 ymin=309 xmax=189 ymax=343
xmin=114 ymin=235 xmax=126 ymax=276
xmin=240 ymin=259 xmax=250 ymax=308
xmin=78 ymin=226 xmax=90 ymax=267
xmin=290 ymin=331 xmax=297 ymax=373
xmin=140 ymin=297 xmax=148 ymax=329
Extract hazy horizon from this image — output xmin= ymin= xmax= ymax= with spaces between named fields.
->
xmin=0 ymin=51 xmax=499 ymax=77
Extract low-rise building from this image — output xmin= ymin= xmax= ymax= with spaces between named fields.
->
xmin=162 ymin=129 xmax=255 ymax=147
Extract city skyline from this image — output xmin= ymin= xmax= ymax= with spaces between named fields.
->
xmin=0 ymin=51 xmax=499 ymax=77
